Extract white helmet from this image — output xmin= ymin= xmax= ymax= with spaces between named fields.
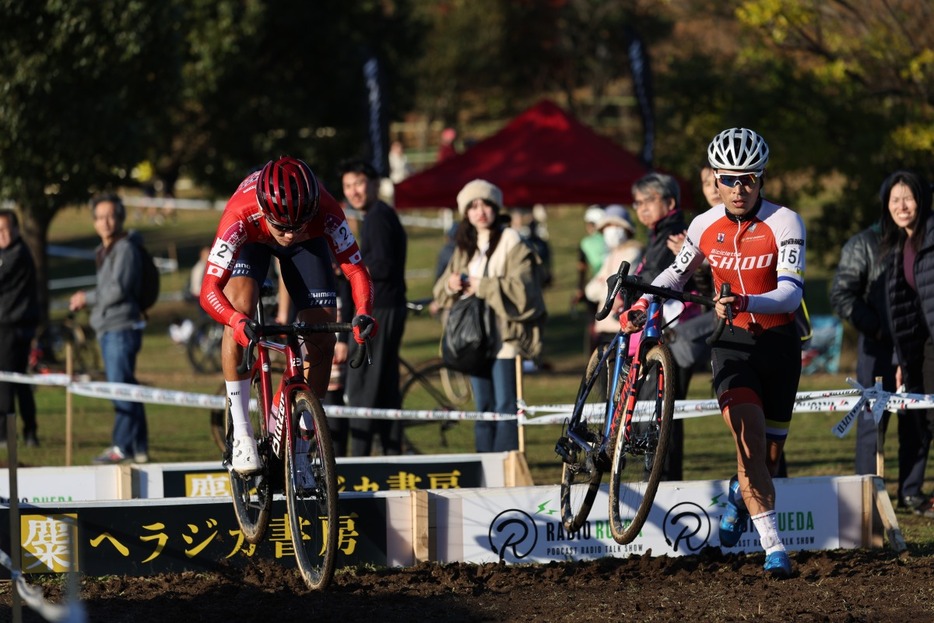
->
xmin=707 ymin=128 xmax=769 ymax=172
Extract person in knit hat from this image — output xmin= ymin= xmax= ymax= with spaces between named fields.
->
xmin=432 ymin=179 xmax=546 ymax=452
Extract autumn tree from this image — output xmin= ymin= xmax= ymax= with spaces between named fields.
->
xmin=0 ymin=1 xmax=182 ymax=322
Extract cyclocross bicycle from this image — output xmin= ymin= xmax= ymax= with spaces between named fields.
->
xmin=226 ymin=288 xmax=369 ymax=590
xmin=555 ymin=260 xmax=728 ymax=544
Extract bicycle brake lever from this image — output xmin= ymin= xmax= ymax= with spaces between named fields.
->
xmin=349 ymin=339 xmax=370 ymax=369
xmin=236 ymin=339 xmax=256 ymax=375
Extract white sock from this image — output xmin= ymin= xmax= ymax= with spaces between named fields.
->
xmin=226 ymin=379 xmax=253 ymax=439
xmin=752 ymin=510 xmax=785 ymax=554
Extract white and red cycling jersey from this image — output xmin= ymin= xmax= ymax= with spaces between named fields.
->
xmin=652 ymin=198 xmax=805 ymax=333
xmin=199 ymin=170 xmax=373 ymax=327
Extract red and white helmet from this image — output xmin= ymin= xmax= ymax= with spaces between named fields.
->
xmin=256 ymin=157 xmax=320 ymax=228
xmin=707 ymin=128 xmax=770 ymax=172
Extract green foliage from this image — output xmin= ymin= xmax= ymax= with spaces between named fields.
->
xmin=729 ymin=0 xmax=934 ymax=263
xmin=0 ymin=1 xmax=182 ymax=212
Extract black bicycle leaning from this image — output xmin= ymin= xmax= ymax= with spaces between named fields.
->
xmin=398 ymin=299 xmax=472 ymax=449
xmin=555 ymin=261 xmax=728 ymax=543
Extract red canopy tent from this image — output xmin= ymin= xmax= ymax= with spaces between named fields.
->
xmin=394 ymin=99 xmax=693 ymax=211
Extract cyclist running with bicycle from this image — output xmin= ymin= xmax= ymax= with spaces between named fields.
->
xmin=620 ymin=128 xmax=804 ymax=578
xmin=200 ymin=157 xmax=376 ymax=475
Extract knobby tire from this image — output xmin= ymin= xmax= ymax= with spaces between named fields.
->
xmin=608 ymin=343 xmax=674 ymax=545
xmin=227 ymin=374 xmax=271 ymax=545
xmin=286 ymin=390 xmax=338 ymax=591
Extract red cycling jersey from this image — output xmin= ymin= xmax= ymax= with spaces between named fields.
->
xmin=654 ymin=198 xmax=805 ymax=332
xmin=199 ymin=170 xmax=373 ymax=327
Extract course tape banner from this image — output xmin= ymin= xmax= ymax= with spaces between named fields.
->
xmin=2 ymin=372 xmax=933 ymax=435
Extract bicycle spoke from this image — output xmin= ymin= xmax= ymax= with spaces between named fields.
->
xmin=608 ymin=344 xmax=675 ymax=544
xmin=286 ymin=391 xmax=338 ymax=591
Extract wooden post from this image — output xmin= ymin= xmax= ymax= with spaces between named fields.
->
xmin=515 ymin=356 xmax=525 ymax=453
xmin=65 ymin=341 xmax=73 ymax=467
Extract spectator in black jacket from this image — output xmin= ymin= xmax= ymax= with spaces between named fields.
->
xmin=340 ymin=160 xmax=408 ymax=456
xmin=630 ymin=172 xmax=696 ymax=481
xmin=880 ymin=170 xmax=934 ymax=516
xmin=0 ymin=209 xmax=39 ymax=447
xmin=830 ymin=223 xmax=905 ymax=481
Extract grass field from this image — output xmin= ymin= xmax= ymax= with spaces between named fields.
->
xmin=8 ymin=198 xmax=934 ymax=547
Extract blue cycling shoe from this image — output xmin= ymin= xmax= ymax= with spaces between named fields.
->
xmin=763 ymin=550 xmax=793 ymax=578
xmin=718 ymin=475 xmax=748 ymax=547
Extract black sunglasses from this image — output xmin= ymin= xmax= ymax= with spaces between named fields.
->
xmin=715 ymin=171 xmax=762 ymax=188
xmin=266 ymin=217 xmax=305 ymax=233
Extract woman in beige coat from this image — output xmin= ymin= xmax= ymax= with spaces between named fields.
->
xmin=433 ymin=180 xmax=546 ymax=452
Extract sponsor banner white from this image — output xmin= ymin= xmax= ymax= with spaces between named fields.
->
xmin=0 ymin=465 xmax=130 ymax=503
xmin=434 ymin=477 xmax=860 ymax=564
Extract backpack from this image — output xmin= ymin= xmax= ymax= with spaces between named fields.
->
xmin=131 ymin=237 xmax=161 ymax=312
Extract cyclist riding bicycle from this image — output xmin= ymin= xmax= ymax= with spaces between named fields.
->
xmin=199 ymin=156 xmax=376 ymax=475
xmin=619 ymin=128 xmax=804 ymax=578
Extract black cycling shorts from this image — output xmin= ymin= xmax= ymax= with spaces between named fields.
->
xmin=711 ymin=321 xmax=801 ymax=439
xmin=230 ymin=239 xmax=337 ymax=309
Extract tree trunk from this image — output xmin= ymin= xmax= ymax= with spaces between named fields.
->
xmin=19 ymin=209 xmax=54 ymax=331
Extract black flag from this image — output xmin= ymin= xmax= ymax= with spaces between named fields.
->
xmin=625 ymin=27 xmax=655 ymax=168
xmin=361 ymin=50 xmax=390 ymax=178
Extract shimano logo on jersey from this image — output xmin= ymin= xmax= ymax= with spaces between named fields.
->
xmin=708 ymin=253 xmax=775 ymax=271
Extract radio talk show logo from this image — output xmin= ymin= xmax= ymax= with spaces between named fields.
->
xmin=663 ymin=501 xmax=711 ymax=553
xmin=488 ymin=509 xmax=538 ymax=561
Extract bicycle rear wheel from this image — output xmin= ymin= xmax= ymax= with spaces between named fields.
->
xmin=608 ymin=343 xmax=674 ymax=544
xmin=226 ymin=375 xmax=271 ymax=545
xmin=286 ymin=390 xmax=338 ymax=590
xmin=400 ymin=359 xmax=472 ymax=450
xmin=558 ymin=344 xmax=618 ymax=533
xmin=187 ymin=317 xmax=223 ymax=374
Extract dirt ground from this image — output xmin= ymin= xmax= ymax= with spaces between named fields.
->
xmin=4 ymin=545 xmax=934 ymax=623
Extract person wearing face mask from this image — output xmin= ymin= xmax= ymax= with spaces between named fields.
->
xmin=584 ymin=205 xmax=644 ymax=345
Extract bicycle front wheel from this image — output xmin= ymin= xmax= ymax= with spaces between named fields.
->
xmin=608 ymin=343 xmax=674 ymax=545
xmin=559 ymin=344 xmax=618 ymax=533
xmin=286 ymin=390 xmax=338 ymax=590
xmin=226 ymin=375 xmax=271 ymax=545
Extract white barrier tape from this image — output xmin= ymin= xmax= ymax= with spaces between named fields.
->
xmin=5 ymin=371 xmax=934 ymax=433
xmin=0 ymin=547 xmax=86 ymax=622
xmin=518 ymin=388 xmax=864 ymax=417
xmin=0 ymin=371 xmax=73 ymax=387
xmin=68 ymin=381 xmax=226 ymax=410
xmin=828 ymin=378 xmax=934 ymax=439
xmin=324 ymin=404 xmax=518 ymax=422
